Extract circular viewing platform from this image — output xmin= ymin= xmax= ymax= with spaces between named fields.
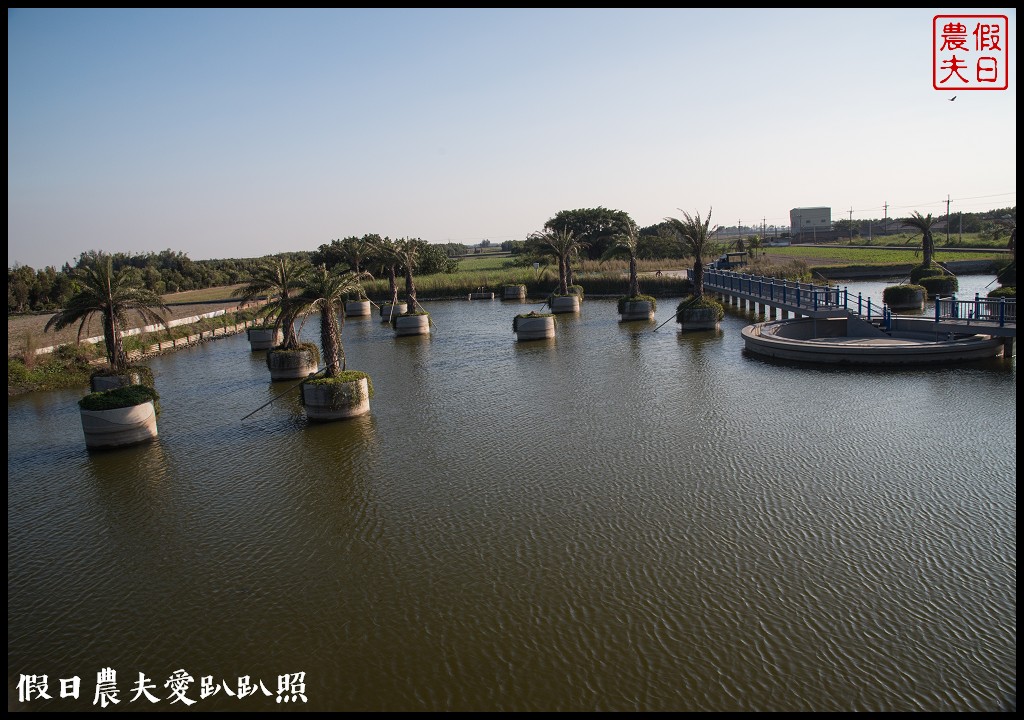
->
xmin=742 ymin=316 xmax=1007 ymax=365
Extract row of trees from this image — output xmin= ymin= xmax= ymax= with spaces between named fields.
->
xmin=8 ymin=237 xmax=456 ymax=314
xmin=12 ymin=206 xmax=1014 ymax=316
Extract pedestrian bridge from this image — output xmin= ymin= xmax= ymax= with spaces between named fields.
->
xmin=702 ymin=268 xmax=1016 ymax=339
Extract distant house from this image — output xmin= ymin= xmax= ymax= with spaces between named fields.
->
xmin=790 ymin=207 xmax=835 ymax=241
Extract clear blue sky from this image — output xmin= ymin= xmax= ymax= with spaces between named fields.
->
xmin=8 ymin=8 xmax=1017 ymax=270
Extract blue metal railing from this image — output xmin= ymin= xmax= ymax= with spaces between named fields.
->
xmin=702 ymin=269 xmax=1014 ymax=333
xmin=703 ymin=269 xmax=846 ymax=311
xmin=703 ymin=269 xmax=899 ymax=329
xmin=935 ymin=294 xmax=1016 ymax=327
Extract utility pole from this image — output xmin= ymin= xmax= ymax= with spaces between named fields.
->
xmin=959 ymin=212 xmax=963 ymax=243
xmin=946 ymin=194 xmax=951 ymax=245
xmin=883 ymin=201 xmax=888 ymax=235
xmin=849 ymin=207 xmax=853 ymax=241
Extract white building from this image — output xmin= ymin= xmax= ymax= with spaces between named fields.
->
xmin=790 ymin=207 xmax=832 ymax=239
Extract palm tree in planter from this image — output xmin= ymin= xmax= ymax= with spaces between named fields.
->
xmin=297 ymin=264 xmax=375 ymax=421
xmin=337 ymin=236 xmax=375 ymax=317
xmin=44 ymin=250 xmax=169 ymax=448
xmin=233 ymin=255 xmax=319 ymax=380
xmin=390 ymin=237 xmax=431 ymax=336
xmin=370 ymin=237 xmax=408 ymax=322
xmin=664 ymin=208 xmax=725 ymax=332
xmin=530 ymin=228 xmax=589 ymax=313
xmin=903 ymin=211 xmax=959 ymax=296
xmin=602 ymin=219 xmax=656 ymax=321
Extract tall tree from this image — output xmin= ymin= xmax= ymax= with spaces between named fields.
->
xmin=297 ymin=265 xmax=371 ymax=377
xmin=232 ymin=255 xmax=311 ymax=349
xmin=529 ymin=228 xmax=589 ymax=295
xmin=44 ymin=250 xmax=170 ymax=373
xmin=664 ymin=208 xmax=716 ymax=300
xmin=544 ymin=207 xmax=633 ymax=260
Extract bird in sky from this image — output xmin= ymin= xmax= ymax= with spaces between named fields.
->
xmin=949 ymin=96 xmax=957 ymax=101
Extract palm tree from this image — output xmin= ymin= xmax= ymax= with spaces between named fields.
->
xmin=337 ymin=236 xmax=375 ymax=299
xmin=232 ymin=255 xmax=311 ymax=349
xmin=529 ymin=228 xmax=589 ymax=295
xmin=298 ymin=264 xmax=375 ymax=420
xmin=903 ymin=211 xmax=937 ymax=267
xmin=298 ymin=265 xmax=372 ymax=377
xmin=45 ymin=250 xmax=170 ymax=373
xmin=369 ymin=237 xmax=402 ymax=306
xmin=664 ymin=207 xmax=716 ymax=299
xmin=601 ymin=219 xmax=642 ymax=297
xmin=393 ymin=237 xmax=426 ymax=311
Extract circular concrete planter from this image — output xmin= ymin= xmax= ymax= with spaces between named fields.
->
xmin=619 ymin=299 xmax=655 ymax=322
xmin=393 ymin=313 xmax=431 ymax=337
xmin=247 ymin=327 xmax=282 ymax=351
xmin=503 ymin=285 xmax=527 ymax=300
xmin=301 ymin=377 xmax=371 ymax=422
xmin=266 ymin=346 xmax=319 ymax=380
xmin=678 ymin=307 xmax=721 ymax=332
xmin=344 ymin=300 xmax=371 ymax=317
xmin=514 ymin=314 xmax=555 ymax=341
xmin=549 ymin=295 xmax=580 ymax=314
xmin=379 ymin=302 xmax=408 ymax=322
xmin=80 ymin=401 xmax=158 ymax=450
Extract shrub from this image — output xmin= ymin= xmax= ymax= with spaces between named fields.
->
xmin=676 ymin=295 xmax=724 ymax=322
xmin=304 ymin=371 xmax=374 ymax=402
xmin=266 ymin=342 xmax=320 ymax=370
xmin=617 ymin=294 xmax=657 ymax=313
xmin=918 ymin=274 xmax=959 ymax=297
xmin=987 ymin=286 xmax=1016 ymax=299
xmin=78 ymin=384 xmax=160 ymax=412
xmin=882 ymin=285 xmax=926 ymax=305
xmin=909 ymin=263 xmax=946 ymax=284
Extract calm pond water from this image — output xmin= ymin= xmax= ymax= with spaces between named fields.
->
xmin=8 ymin=277 xmax=1016 ymax=712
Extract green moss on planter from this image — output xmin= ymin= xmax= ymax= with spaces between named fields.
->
xmin=918 ymin=274 xmax=959 ymax=296
xmin=882 ymin=284 xmax=926 ymax=305
xmin=675 ymin=295 xmax=725 ymax=322
xmin=617 ymin=294 xmax=657 ymax=313
xmin=267 ymin=342 xmax=320 ymax=370
xmin=513 ymin=311 xmax=554 ymax=332
xmin=304 ymin=370 xmax=374 ymax=401
xmin=79 ymin=384 xmax=160 ymax=413
xmin=568 ymin=285 xmax=584 ymax=298
xmin=909 ymin=263 xmax=946 ymax=284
